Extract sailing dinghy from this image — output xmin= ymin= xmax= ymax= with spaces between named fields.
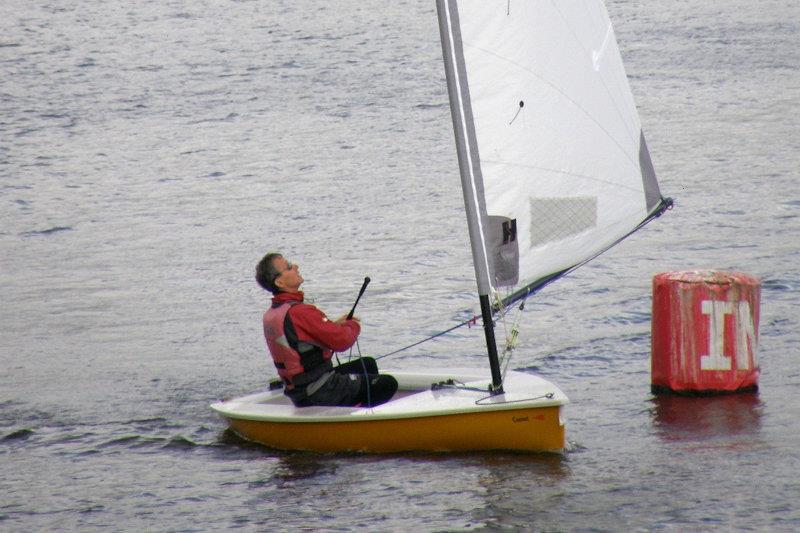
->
xmin=212 ymin=0 xmax=671 ymax=453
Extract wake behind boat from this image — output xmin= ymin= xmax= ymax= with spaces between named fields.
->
xmin=213 ymin=0 xmax=670 ymax=454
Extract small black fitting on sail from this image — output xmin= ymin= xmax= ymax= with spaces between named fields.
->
xmin=509 ymin=100 xmax=524 ymax=124
xmin=488 ymin=216 xmax=519 ymax=288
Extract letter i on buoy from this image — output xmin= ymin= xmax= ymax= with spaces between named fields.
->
xmin=651 ymin=270 xmax=760 ymax=395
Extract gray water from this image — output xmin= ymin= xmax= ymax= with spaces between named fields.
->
xmin=2 ymin=0 xmax=799 ymax=531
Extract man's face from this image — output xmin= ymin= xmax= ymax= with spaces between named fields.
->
xmin=273 ymin=256 xmax=303 ymax=292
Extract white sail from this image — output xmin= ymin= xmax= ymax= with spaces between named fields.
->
xmin=437 ymin=0 xmax=668 ymax=304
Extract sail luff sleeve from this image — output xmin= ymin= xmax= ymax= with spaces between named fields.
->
xmin=436 ymin=0 xmax=494 ymax=297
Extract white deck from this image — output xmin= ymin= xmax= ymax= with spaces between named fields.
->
xmin=211 ymin=368 xmax=568 ymax=423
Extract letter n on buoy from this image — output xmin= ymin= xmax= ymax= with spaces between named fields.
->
xmin=651 ymin=270 xmax=760 ymax=394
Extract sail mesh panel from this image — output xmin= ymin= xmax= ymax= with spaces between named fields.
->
xmin=529 ymin=197 xmax=597 ymax=247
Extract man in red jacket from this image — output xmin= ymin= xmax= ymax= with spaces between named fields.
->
xmin=255 ymin=252 xmax=397 ymax=407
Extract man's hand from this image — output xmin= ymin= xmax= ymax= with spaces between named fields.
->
xmin=336 ymin=314 xmax=360 ymax=324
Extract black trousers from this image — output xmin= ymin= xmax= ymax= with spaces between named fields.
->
xmin=292 ymin=357 xmax=397 ymax=408
xmin=334 ymin=357 xmax=379 ymax=376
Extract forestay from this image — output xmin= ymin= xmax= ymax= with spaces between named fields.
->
xmin=437 ymin=0 xmax=669 ymax=306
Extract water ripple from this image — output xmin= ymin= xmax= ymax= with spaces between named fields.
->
xmin=19 ymin=226 xmax=73 ymax=237
xmin=1 ymin=428 xmax=35 ymax=442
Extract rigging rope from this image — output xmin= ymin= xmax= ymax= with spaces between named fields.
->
xmin=502 ymin=300 xmax=527 ymax=381
xmin=374 ymin=315 xmax=479 ymax=360
xmin=373 ymin=294 xmax=527 ymax=362
xmin=369 ymin=198 xmax=673 ymax=364
xmin=491 ymin=289 xmax=528 ymax=382
xmin=431 ymin=379 xmax=556 ymax=406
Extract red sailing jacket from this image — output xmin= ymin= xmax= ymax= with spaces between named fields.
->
xmin=262 ymin=291 xmax=361 ymax=387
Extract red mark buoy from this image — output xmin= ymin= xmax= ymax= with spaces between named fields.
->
xmin=651 ymin=270 xmax=760 ymax=395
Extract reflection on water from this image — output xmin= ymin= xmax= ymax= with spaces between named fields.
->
xmin=477 ymin=451 xmax=570 ymax=482
xmin=469 ymin=452 xmax=571 ymax=530
xmin=219 ymin=429 xmax=339 ymax=485
xmin=650 ymin=393 xmax=763 ymax=442
xmin=271 ymin=454 xmax=339 ymax=485
xmin=216 ymin=430 xmax=573 ymax=529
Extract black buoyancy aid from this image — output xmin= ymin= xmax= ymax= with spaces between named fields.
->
xmin=263 ymin=301 xmax=330 ymax=389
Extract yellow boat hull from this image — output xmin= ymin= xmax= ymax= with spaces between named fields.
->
xmin=213 ymin=369 xmax=568 ymax=454
xmin=226 ymin=405 xmax=564 ymax=453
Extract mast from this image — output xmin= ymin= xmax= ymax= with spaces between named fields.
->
xmin=436 ymin=0 xmax=503 ymax=392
